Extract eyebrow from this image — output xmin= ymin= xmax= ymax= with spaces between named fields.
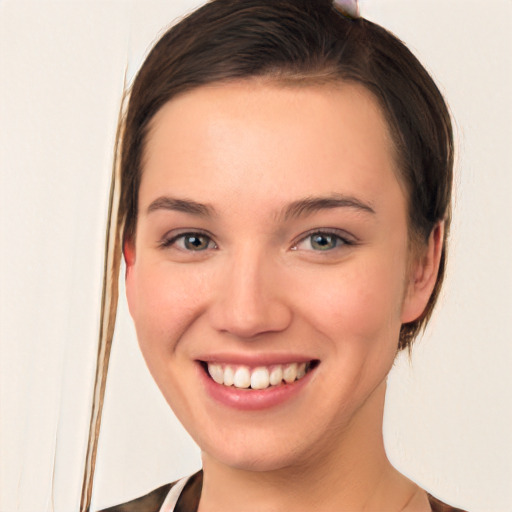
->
xmin=146 ymin=196 xmax=216 ymax=217
xmin=282 ymin=194 xmax=375 ymax=220
xmin=145 ymin=193 xmax=375 ymax=219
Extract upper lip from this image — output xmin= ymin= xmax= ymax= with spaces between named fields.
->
xmin=196 ymin=353 xmax=317 ymax=366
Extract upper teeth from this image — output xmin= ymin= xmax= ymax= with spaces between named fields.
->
xmin=207 ymin=362 xmax=310 ymax=390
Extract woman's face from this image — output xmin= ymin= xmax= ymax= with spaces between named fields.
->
xmin=126 ymin=81 xmax=432 ymax=471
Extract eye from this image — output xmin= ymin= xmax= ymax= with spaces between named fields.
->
xmin=160 ymin=232 xmax=217 ymax=251
xmin=292 ymin=230 xmax=352 ymax=252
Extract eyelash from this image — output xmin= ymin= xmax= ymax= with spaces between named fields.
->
xmin=159 ymin=231 xmax=217 ymax=251
xmin=159 ymin=229 xmax=354 ymax=253
xmin=291 ymin=229 xmax=355 ymax=252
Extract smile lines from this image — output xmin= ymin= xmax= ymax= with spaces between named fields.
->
xmin=205 ymin=361 xmax=315 ymax=390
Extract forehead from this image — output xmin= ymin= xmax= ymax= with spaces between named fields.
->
xmin=140 ymin=80 xmax=403 ymax=216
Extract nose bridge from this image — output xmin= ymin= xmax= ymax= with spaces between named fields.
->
xmin=210 ymin=242 xmax=291 ymax=338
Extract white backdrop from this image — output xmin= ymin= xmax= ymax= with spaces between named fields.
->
xmin=1 ymin=1 xmax=511 ymax=511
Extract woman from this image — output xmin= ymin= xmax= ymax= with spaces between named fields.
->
xmin=91 ymin=0 xmax=466 ymax=510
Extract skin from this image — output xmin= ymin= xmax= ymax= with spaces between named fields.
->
xmin=125 ymin=81 xmax=443 ymax=511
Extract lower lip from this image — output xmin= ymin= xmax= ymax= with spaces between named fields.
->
xmin=197 ymin=362 xmax=316 ymax=411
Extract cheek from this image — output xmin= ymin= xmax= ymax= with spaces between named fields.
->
xmin=126 ymin=262 xmax=210 ymax=354
xmin=292 ymin=254 xmax=407 ymax=347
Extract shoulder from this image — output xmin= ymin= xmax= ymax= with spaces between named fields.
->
xmin=97 ymin=471 xmax=203 ymax=512
xmin=98 ymin=482 xmax=174 ymax=512
xmin=428 ymin=493 xmax=469 ymax=512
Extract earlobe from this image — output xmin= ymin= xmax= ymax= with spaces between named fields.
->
xmin=401 ymin=222 xmax=444 ymax=324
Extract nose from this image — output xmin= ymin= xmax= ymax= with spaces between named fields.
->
xmin=208 ymin=247 xmax=293 ymax=339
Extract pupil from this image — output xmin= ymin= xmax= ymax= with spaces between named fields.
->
xmin=311 ymin=234 xmax=334 ymax=250
xmin=185 ymin=235 xmax=208 ymax=250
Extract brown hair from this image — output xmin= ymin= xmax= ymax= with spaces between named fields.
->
xmin=81 ymin=2 xmax=453 ymax=508
xmin=120 ymin=0 xmax=453 ymax=348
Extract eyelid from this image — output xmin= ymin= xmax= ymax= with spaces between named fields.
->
xmin=157 ymin=227 xmax=356 ymax=251
xmin=158 ymin=229 xmax=217 ymax=250
xmin=290 ymin=228 xmax=357 ymax=250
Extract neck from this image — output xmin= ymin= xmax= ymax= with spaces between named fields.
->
xmin=198 ymin=381 xmax=425 ymax=512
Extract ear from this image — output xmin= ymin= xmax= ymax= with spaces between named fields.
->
xmin=123 ymin=238 xmax=136 ymax=272
xmin=401 ymin=222 xmax=444 ymax=324
xmin=124 ymin=238 xmax=138 ymax=318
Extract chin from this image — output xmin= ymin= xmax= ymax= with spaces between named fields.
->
xmin=205 ymin=444 xmax=308 ymax=473
xmin=196 ymin=418 xmax=333 ymax=475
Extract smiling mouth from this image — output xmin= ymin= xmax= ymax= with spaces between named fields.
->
xmin=200 ymin=360 xmax=320 ymax=390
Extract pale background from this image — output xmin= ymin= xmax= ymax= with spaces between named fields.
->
xmin=1 ymin=1 xmax=511 ymax=511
